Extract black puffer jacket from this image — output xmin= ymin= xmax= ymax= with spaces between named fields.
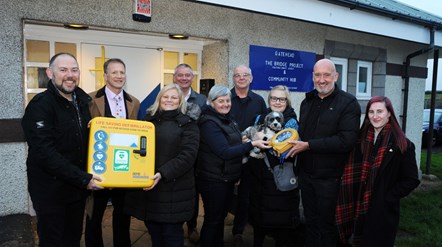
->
xmin=125 ymin=104 xmax=200 ymax=223
xmin=22 ymin=81 xmax=93 ymax=204
xmin=249 ymin=107 xmax=301 ymax=228
xmin=196 ymin=105 xmax=254 ymax=182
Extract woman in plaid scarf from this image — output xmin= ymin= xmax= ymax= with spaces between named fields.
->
xmin=335 ymin=96 xmax=420 ymax=247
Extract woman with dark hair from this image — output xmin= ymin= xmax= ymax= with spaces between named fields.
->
xmin=336 ymin=96 xmax=420 ymax=247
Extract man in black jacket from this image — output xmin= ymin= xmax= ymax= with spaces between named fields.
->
xmin=22 ymin=53 xmax=103 ymax=246
xmin=287 ymin=59 xmax=361 ymax=247
xmin=230 ymin=64 xmax=267 ymax=247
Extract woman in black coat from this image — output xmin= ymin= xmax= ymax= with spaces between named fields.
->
xmin=248 ymin=85 xmax=302 ymax=247
xmin=336 ymin=96 xmax=420 ymax=247
xmin=125 ymin=84 xmax=200 ymax=247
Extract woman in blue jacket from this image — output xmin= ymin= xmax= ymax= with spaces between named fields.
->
xmin=196 ymin=85 xmax=269 ymax=247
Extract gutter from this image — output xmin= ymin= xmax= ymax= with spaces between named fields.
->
xmin=426 ymin=49 xmax=439 ymax=175
xmin=318 ymin=0 xmax=442 ymax=30
xmin=402 ymin=27 xmax=435 ymax=132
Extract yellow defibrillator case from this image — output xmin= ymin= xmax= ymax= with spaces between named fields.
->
xmin=270 ymin=128 xmax=299 ymax=157
xmin=87 ymin=117 xmax=155 ymax=188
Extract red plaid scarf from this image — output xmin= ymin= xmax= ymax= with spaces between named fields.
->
xmin=336 ymin=123 xmax=391 ymax=245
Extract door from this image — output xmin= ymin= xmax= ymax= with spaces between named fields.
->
xmin=80 ymin=43 xmax=162 ymax=102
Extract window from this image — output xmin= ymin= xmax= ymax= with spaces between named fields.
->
xmin=163 ymin=51 xmax=200 ymax=90
xmin=356 ymin=61 xmax=372 ymax=99
xmin=331 ymin=57 xmax=348 ymax=91
xmin=24 ymin=23 xmax=203 ymax=105
xmin=24 ymin=39 xmax=78 ymax=102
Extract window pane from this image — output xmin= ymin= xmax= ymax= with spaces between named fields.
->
xmin=358 ymin=66 xmax=368 ymax=93
xmin=27 ymin=93 xmax=38 ymax=102
xmin=26 ymin=40 xmax=49 ymax=63
xmin=184 ymin=53 xmax=198 ymax=70
xmin=358 ymin=82 xmax=367 ymax=93
xmin=335 ymin=64 xmax=343 ymax=90
xmin=359 ymin=67 xmax=367 ymax=83
xmin=27 ymin=67 xmax=49 ymax=89
xmin=164 ymin=73 xmax=174 ymax=86
xmin=55 ymin=42 xmax=77 ymax=57
xmin=164 ymin=51 xmax=179 ymax=70
xmin=192 ymin=75 xmax=198 ymax=91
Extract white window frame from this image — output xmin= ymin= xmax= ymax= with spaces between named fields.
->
xmin=356 ymin=60 xmax=372 ymax=100
xmin=23 ymin=23 xmax=203 ymax=104
xmin=162 ymin=49 xmax=201 ymax=87
xmin=330 ymin=57 xmax=348 ymax=92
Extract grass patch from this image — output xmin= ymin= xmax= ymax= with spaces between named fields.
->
xmin=396 ymin=188 xmax=442 ymax=246
xmin=395 ymin=150 xmax=442 ymax=246
xmin=420 ymin=151 xmax=442 ymax=178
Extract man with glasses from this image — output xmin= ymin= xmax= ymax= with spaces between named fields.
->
xmin=230 ymin=64 xmax=267 ymax=247
xmin=287 ymin=59 xmax=361 ymax=247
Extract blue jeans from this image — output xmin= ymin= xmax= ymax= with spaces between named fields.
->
xmin=300 ymin=173 xmax=341 ymax=247
xmin=197 ymin=177 xmax=235 ymax=247
xmin=145 ymin=221 xmax=184 ymax=247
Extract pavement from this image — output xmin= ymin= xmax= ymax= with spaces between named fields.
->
xmin=11 ymin=197 xmax=275 ymax=247
xmin=0 ymin=214 xmax=33 ymax=247
xmin=72 ymin=204 xmax=266 ymax=247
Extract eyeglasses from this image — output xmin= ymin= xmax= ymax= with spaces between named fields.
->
xmin=270 ymin=96 xmax=287 ymax=103
xmin=233 ymin=73 xmax=251 ymax=78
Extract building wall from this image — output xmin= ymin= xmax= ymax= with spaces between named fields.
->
xmin=0 ymin=0 xmax=429 ymax=215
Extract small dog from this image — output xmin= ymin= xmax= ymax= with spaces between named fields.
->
xmin=242 ymin=111 xmax=284 ymax=159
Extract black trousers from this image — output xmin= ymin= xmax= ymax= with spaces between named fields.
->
xmin=186 ymin=190 xmax=199 ymax=230
xmin=232 ymin=164 xmax=251 ymax=235
xmin=197 ymin=178 xmax=235 ymax=247
xmin=300 ymin=173 xmax=341 ymax=247
xmin=145 ymin=221 xmax=185 ymax=247
xmin=85 ymin=189 xmax=131 ymax=247
xmin=34 ymin=198 xmax=85 ymax=247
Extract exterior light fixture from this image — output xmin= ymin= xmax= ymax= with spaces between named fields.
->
xmin=169 ymin=34 xmax=189 ymax=40
xmin=63 ymin=24 xmax=89 ymax=30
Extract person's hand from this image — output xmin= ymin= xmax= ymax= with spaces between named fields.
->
xmin=251 ymin=139 xmax=271 ymax=149
xmin=87 ymin=175 xmax=104 ymax=190
xmin=87 ymin=120 xmax=92 ymax=128
xmin=286 ymin=140 xmax=309 ymax=157
xmin=242 ymin=135 xmax=251 ymax=143
xmin=144 ymin=172 xmax=162 ymax=191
